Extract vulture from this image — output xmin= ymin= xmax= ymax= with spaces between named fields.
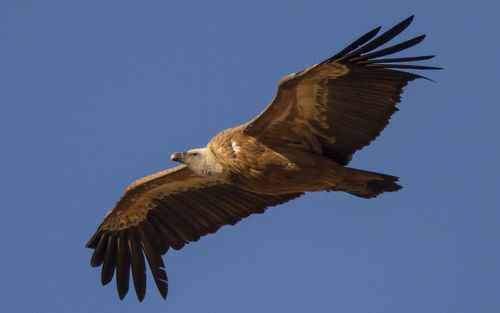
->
xmin=86 ymin=15 xmax=440 ymax=301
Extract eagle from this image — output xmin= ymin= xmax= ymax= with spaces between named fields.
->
xmin=86 ymin=16 xmax=439 ymax=301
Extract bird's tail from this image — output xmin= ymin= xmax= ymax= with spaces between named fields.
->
xmin=331 ymin=167 xmax=402 ymax=199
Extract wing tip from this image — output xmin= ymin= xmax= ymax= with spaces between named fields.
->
xmin=405 ymin=15 xmax=415 ymax=23
xmin=397 ymin=15 xmax=415 ymax=30
xmin=159 ymin=282 xmax=168 ymax=299
xmin=136 ymin=291 xmax=146 ymax=302
xmin=118 ymin=289 xmax=128 ymax=300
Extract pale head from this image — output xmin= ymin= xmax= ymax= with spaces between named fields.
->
xmin=170 ymin=147 xmax=223 ymax=178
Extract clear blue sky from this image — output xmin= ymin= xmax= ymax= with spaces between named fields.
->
xmin=1 ymin=1 xmax=498 ymax=312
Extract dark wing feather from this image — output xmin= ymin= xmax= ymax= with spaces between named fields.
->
xmin=116 ymin=231 xmax=131 ymax=299
xmin=128 ymin=229 xmax=146 ymax=301
xmin=86 ymin=165 xmax=302 ymax=301
xmin=100 ymin=233 xmax=117 ymax=285
xmin=327 ymin=26 xmax=381 ymax=61
xmin=340 ymin=16 xmax=416 ymax=59
xmin=244 ymin=16 xmax=440 ymax=165
xmin=138 ymin=222 xmax=168 ymax=299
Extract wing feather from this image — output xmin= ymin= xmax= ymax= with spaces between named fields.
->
xmin=100 ymin=233 xmax=117 ymax=286
xmin=116 ymin=231 xmax=131 ymax=300
xmin=361 ymin=55 xmax=435 ymax=64
xmin=87 ymin=165 xmax=302 ymax=300
xmin=350 ymin=34 xmax=427 ymax=62
xmin=128 ymin=229 xmax=146 ymax=301
xmin=138 ymin=223 xmax=168 ymax=299
xmin=328 ymin=26 xmax=381 ymax=60
xmin=340 ymin=15 xmax=416 ymax=60
xmin=244 ymin=16 xmax=440 ymax=165
xmin=89 ymin=232 xmax=106 ymax=267
xmin=149 ymin=209 xmax=186 ymax=250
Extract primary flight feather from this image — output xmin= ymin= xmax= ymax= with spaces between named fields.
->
xmin=86 ymin=16 xmax=440 ymax=301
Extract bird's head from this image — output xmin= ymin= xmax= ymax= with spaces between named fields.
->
xmin=170 ymin=148 xmax=203 ymax=165
xmin=170 ymin=148 xmax=222 ymax=177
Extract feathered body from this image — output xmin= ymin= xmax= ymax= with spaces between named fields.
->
xmin=207 ymin=126 xmax=397 ymax=196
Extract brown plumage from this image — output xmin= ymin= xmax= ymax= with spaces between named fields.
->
xmin=86 ymin=15 xmax=440 ymax=301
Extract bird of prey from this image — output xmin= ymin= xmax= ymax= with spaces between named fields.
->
xmin=86 ymin=16 xmax=439 ymax=301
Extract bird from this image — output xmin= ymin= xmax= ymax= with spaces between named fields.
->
xmin=86 ymin=15 xmax=440 ymax=301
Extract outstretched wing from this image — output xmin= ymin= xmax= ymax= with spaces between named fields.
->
xmin=244 ymin=16 xmax=440 ymax=165
xmin=86 ymin=165 xmax=302 ymax=301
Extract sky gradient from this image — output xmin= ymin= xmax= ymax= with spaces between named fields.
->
xmin=1 ymin=1 xmax=499 ymax=312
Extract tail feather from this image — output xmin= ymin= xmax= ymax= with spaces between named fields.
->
xmin=332 ymin=167 xmax=402 ymax=199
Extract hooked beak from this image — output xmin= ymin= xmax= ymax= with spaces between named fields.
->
xmin=170 ymin=151 xmax=186 ymax=163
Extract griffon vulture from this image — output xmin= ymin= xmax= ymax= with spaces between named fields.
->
xmin=86 ymin=16 xmax=439 ymax=301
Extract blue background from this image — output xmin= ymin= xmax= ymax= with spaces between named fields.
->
xmin=1 ymin=1 xmax=498 ymax=312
